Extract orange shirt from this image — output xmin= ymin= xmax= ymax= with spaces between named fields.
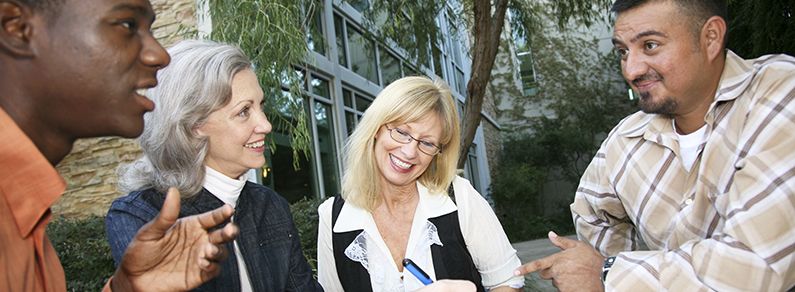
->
xmin=0 ymin=108 xmax=67 ymax=292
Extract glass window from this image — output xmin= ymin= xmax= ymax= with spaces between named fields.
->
xmin=466 ymin=144 xmax=480 ymax=191
xmin=266 ymin=91 xmax=315 ymax=203
xmin=355 ymin=94 xmax=372 ymax=112
xmin=402 ymin=63 xmax=419 ymax=77
xmin=379 ymin=47 xmax=401 ymax=86
xmin=454 ymin=68 xmax=466 ymax=94
xmin=306 ymin=1 xmax=326 ymax=55
xmin=517 ymin=51 xmax=538 ymax=96
xmin=345 ymin=112 xmax=356 ymax=136
xmin=310 ymin=75 xmax=330 ymax=98
xmin=348 ymin=0 xmax=370 ymax=12
xmin=347 ymin=25 xmax=378 ymax=83
xmin=314 ymin=101 xmax=340 ymax=196
xmin=432 ymin=43 xmax=443 ymax=77
xmin=334 ymin=14 xmax=347 ymax=67
xmin=342 ymin=88 xmax=353 ymax=108
xmin=342 ymin=88 xmax=372 ymax=136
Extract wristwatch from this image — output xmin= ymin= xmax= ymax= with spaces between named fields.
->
xmin=602 ymin=256 xmax=616 ymax=282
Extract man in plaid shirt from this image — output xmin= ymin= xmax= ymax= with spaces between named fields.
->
xmin=515 ymin=0 xmax=795 ymax=291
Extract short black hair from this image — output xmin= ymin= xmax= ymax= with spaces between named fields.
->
xmin=17 ymin=0 xmax=64 ymax=15
xmin=611 ymin=0 xmax=728 ymax=47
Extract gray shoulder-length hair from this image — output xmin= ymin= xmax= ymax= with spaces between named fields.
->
xmin=118 ymin=39 xmax=253 ymax=197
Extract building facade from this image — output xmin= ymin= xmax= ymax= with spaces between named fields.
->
xmin=54 ymin=0 xmax=503 ymax=217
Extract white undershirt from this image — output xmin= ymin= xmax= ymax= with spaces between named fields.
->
xmin=674 ymin=121 xmax=708 ymax=171
xmin=203 ymin=166 xmax=252 ymax=292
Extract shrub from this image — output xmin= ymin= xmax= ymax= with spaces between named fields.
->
xmin=289 ymin=196 xmax=324 ymax=274
xmin=47 ymin=216 xmax=115 ymax=291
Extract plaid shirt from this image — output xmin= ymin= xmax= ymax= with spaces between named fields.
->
xmin=572 ymin=51 xmax=795 ymax=291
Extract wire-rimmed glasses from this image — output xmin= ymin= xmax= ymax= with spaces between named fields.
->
xmin=385 ymin=126 xmax=442 ymax=156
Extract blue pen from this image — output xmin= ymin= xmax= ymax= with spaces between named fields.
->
xmin=402 ymin=258 xmax=433 ymax=285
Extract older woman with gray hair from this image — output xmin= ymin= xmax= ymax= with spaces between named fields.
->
xmin=317 ymin=76 xmax=523 ymax=291
xmin=105 ymin=39 xmax=321 ymax=291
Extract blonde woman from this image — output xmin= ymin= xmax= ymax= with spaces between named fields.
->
xmin=317 ymin=76 xmax=523 ymax=291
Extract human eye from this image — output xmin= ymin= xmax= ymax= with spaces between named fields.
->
xmin=395 ymin=128 xmax=411 ymax=138
xmin=118 ymin=19 xmax=138 ymax=33
xmin=614 ymin=47 xmax=629 ymax=59
xmin=644 ymin=41 xmax=659 ymax=51
xmin=418 ymin=140 xmax=437 ymax=149
xmin=237 ymin=105 xmax=251 ymax=118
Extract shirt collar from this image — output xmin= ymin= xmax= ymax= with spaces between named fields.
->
xmin=333 ymin=181 xmax=458 ymax=233
xmin=0 ymin=107 xmax=65 ymax=237
xmin=202 ymin=166 xmax=247 ymax=208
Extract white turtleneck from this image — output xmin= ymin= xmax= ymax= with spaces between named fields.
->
xmin=203 ymin=166 xmax=253 ymax=292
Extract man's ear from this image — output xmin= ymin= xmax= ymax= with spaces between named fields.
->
xmin=701 ymin=15 xmax=727 ymax=62
xmin=0 ymin=1 xmax=35 ymax=57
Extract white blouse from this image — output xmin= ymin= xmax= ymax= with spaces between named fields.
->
xmin=317 ymin=176 xmax=524 ymax=291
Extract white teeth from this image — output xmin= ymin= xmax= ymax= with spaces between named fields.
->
xmin=136 ymin=88 xmax=147 ymax=96
xmin=244 ymin=140 xmax=265 ymax=148
xmin=390 ymin=154 xmax=412 ymax=169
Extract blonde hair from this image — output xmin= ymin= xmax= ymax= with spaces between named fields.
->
xmin=342 ymin=76 xmax=461 ymax=211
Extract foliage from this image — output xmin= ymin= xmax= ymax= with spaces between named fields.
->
xmin=727 ymin=0 xmax=794 ymax=58
xmin=348 ymin=0 xmax=612 ymax=168
xmin=47 ymin=216 xmax=115 ymax=292
xmin=289 ymin=196 xmax=324 ymax=274
xmin=492 ymin=13 xmax=635 ymax=241
xmin=206 ymin=0 xmax=313 ymax=169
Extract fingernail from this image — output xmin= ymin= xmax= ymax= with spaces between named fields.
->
xmin=514 ymin=270 xmax=521 ymax=276
xmin=548 ymin=231 xmax=558 ymax=238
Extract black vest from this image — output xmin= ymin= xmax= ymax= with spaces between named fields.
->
xmin=330 ymin=188 xmax=485 ymax=292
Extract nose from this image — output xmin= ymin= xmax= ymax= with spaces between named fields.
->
xmin=399 ymin=139 xmax=420 ymax=158
xmin=140 ymin=34 xmax=170 ymax=70
xmin=255 ymin=111 xmax=272 ymax=134
xmin=622 ymin=51 xmax=648 ymax=83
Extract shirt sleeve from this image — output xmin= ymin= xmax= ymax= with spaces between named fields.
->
xmin=602 ymin=69 xmax=795 ymax=291
xmin=455 ymin=177 xmax=524 ymax=289
xmin=316 ymin=198 xmax=344 ymax=291
xmin=570 ymin=137 xmax=638 ymax=256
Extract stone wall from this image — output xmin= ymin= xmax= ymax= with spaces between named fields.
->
xmin=52 ymin=0 xmax=197 ymax=218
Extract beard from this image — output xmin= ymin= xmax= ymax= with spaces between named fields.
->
xmin=632 ymin=69 xmax=677 ymax=115
xmin=638 ymin=91 xmax=678 ymax=115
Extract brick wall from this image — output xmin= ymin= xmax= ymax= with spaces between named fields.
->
xmin=52 ymin=0 xmax=197 ymax=218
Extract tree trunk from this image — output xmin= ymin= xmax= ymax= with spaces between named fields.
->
xmin=457 ymin=0 xmax=509 ymax=169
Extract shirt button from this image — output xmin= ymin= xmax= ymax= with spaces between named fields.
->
xmin=735 ymin=159 xmax=746 ymax=170
xmin=685 ymin=198 xmax=694 ymax=205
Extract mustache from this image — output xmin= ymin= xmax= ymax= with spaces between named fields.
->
xmin=632 ymin=70 xmax=663 ymax=87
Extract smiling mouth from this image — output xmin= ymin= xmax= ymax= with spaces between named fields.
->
xmin=244 ymin=140 xmax=265 ymax=148
xmin=390 ymin=154 xmax=413 ymax=169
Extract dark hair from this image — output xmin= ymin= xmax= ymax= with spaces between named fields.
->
xmin=17 ymin=0 xmax=63 ymax=14
xmin=611 ymin=0 xmax=728 ymax=47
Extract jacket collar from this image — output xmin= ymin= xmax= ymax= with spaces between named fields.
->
xmin=0 ymin=107 xmax=65 ymax=237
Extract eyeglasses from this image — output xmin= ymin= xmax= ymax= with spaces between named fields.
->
xmin=385 ymin=126 xmax=442 ymax=156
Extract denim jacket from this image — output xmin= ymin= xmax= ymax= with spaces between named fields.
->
xmin=105 ymin=182 xmax=322 ymax=291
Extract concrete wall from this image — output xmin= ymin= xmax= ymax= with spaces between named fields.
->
xmin=52 ymin=0 xmax=197 ymax=218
